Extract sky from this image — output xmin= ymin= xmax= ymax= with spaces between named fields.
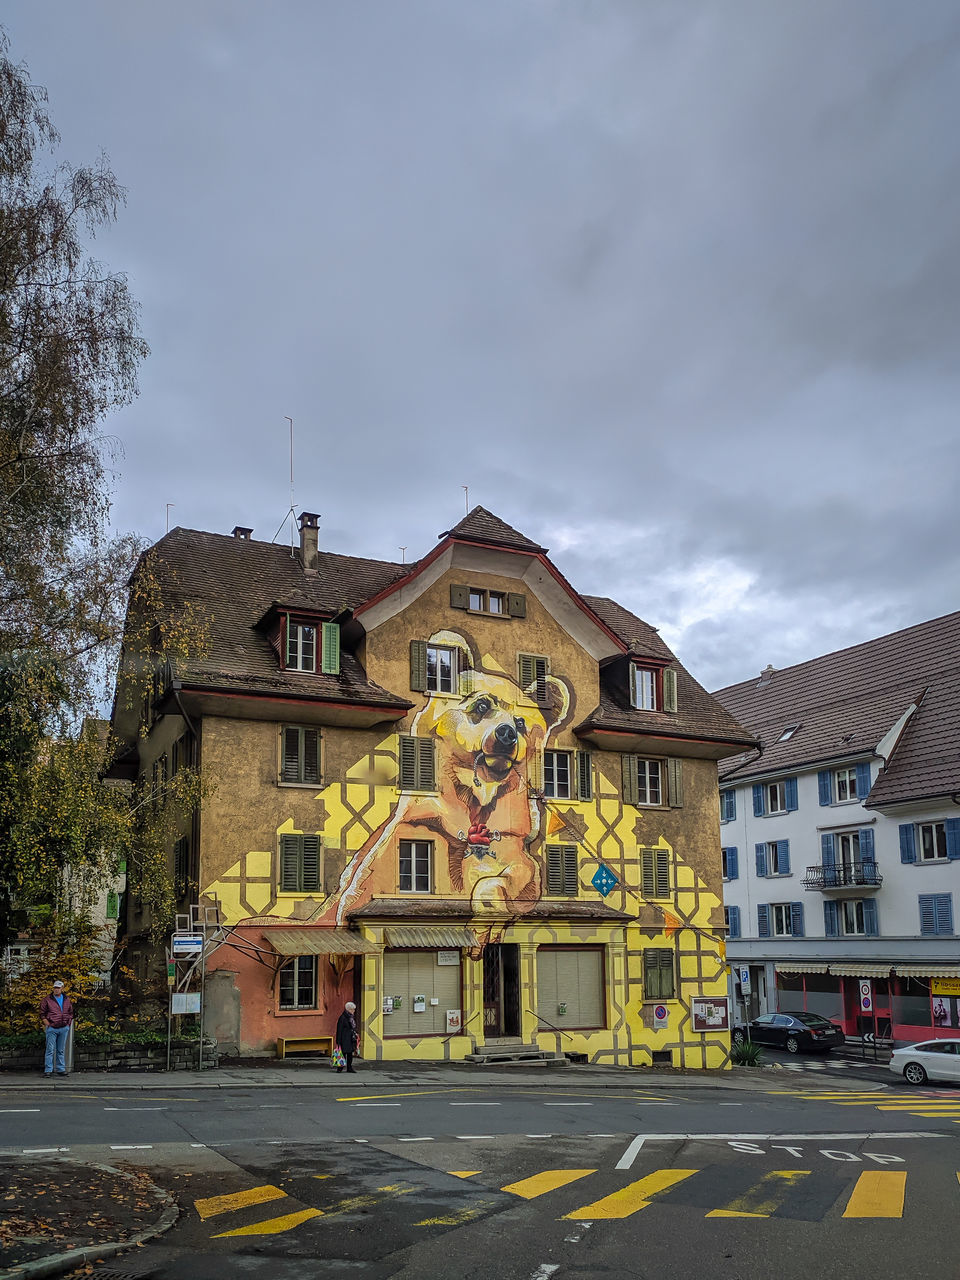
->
xmin=6 ymin=2 xmax=960 ymax=691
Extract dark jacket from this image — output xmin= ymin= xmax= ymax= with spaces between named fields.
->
xmin=40 ymin=994 xmax=74 ymax=1029
xmin=335 ymin=1010 xmax=357 ymax=1054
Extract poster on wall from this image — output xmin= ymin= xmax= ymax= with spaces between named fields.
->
xmin=691 ymin=997 xmax=729 ymax=1032
xmin=445 ymin=1009 xmax=462 ymax=1033
xmin=437 ymin=950 xmax=460 ymax=966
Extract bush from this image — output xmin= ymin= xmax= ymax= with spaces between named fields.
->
xmin=730 ymin=1038 xmax=764 ymax=1067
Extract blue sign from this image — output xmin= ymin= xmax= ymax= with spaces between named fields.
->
xmin=591 ymin=864 xmax=618 ymax=897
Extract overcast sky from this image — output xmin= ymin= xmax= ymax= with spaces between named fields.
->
xmin=7 ymin=2 xmax=960 ymax=690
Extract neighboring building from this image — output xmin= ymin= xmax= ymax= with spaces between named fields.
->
xmin=110 ymin=507 xmax=752 ymax=1066
xmin=713 ymin=613 xmax=960 ymax=1045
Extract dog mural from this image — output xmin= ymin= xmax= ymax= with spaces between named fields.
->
xmin=319 ymin=631 xmax=571 ymax=923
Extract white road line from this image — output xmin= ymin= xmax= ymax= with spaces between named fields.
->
xmin=449 ymin=1102 xmax=501 ymax=1106
xmin=354 ymin=1138 xmax=369 ymax=1143
xmin=397 ymin=1137 xmax=433 ymax=1142
xmin=456 ymin=1135 xmax=498 ymax=1140
xmin=23 ymin=1147 xmax=68 ymax=1154
xmin=719 ymin=1103 xmax=744 ymax=1106
xmin=626 ymin=1132 xmax=945 ymax=1141
xmin=525 ymin=1134 xmax=553 ymax=1138
xmin=587 ymin=1134 xmax=620 ymax=1137
xmin=635 ymin=1102 xmax=676 ymax=1106
xmin=103 ymin=1106 xmax=165 ymax=1111
xmin=353 ymin=1102 xmax=401 ymax=1107
xmin=0 ymin=1109 xmax=40 ymax=1113
xmin=615 ymin=1136 xmax=645 ymax=1170
xmin=544 ymin=1102 xmax=592 ymax=1106
xmin=110 ymin=1144 xmax=153 ymax=1150
xmin=190 ymin=1143 xmax=206 ymax=1147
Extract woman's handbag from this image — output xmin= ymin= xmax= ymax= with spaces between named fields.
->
xmin=332 ymin=1045 xmax=346 ymax=1069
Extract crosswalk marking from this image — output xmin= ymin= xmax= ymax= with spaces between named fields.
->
xmin=842 ymin=1171 xmax=906 ymax=1218
xmin=562 ymin=1168 xmax=698 ymax=1219
xmin=449 ymin=1171 xmax=480 ymax=1178
xmin=502 ymin=1169 xmax=596 ymax=1199
xmin=194 ymin=1184 xmax=286 ymax=1220
xmin=706 ymin=1170 xmax=810 ymax=1219
xmin=213 ymin=1207 xmax=322 ymax=1237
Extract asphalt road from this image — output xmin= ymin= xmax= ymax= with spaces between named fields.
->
xmin=3 ymin=1075 xmax=957 ymax=1280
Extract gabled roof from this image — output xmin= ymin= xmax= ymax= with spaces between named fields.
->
xmin=440 ymin=506 xmax=547 ymax=554
xmin=713 ymin=610 xmax=960 ymax=806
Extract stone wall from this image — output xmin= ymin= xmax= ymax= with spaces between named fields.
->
xmin=0 ymin=1037 xmax=219 ymax=1072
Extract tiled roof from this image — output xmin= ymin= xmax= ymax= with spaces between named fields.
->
xmin=583 ymin=596 xmax=675 ymax=663
xmin=441 ymin=506 xmax=547 ymax=554
xmin=348 ymin=898 xmax=631 ymax=920
xmin=712 ymin=610 xmax=960 ymax=806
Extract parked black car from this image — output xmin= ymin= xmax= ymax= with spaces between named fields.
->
xmin=732 ymin=1011 xmax=845 ymax=1055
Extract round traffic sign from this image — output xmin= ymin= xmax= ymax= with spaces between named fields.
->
xmin=654 ymin=1004 xmax=667 ymax=1021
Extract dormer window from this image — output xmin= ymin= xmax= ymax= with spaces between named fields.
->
xmin=631 ymin=666 xmax=658 ymax=711
xmin=276 ymin=615 xmax=340 ymax=676
xmin=287 ymin=621 xmax=317 ymax=672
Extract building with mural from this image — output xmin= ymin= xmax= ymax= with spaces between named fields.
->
xmin=110 ymin=507 xmax=754 ymax=1067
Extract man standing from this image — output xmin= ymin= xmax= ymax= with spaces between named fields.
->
xmin=40 ymin=980 xmax=74 ymax=1077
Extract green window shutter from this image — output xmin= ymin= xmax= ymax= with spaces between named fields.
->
xmin=300 ymin=836 xmax=321 ymax=892
xmin=576 ymin=750 xmax=593 ymax=801
xmin=518 ymin=653 xmax=535 ymax=688
xmin=321 ymin=622 xmax=340 ymax=675
xmin=280 ymin=834 xmax=300 ymax=891
xmin=655 ymin=848 xmax=670 ymax=898
xmin=284 ymin=614 xmax=294 ymax=667
xmin=546 ymin=845 xmax=562 ymax=893
xmin=409 ymin=640 xmax=428 ymax=692
xmin=622 ymin=755 xmax=639 ymax=805
xmin=518 ymin=653 xmax=549 ymax=704
xmin=302 ymin=729 xmax=320 ymax=784
xmin=662 ymin=668 xmax=678 ymax=713
xmin=667 ymin=758 xmax=683 ymax=808
xmin=398 ymin=736 xmax=418 ymax=790
xmin=641 ymin=848 xmax=654 ymax=896
xmin=417 ymin=736 xmax=436 ymax=790
xmin=563 ymin=845 xmax=578 ymax=895
xmin=450 ymin=584 xmax=469 ymax=610
xmin=106 ymin=889 xmax=119 ymax=920
xmin=281 ymin=727 xmax=301 ymax=782
xmin=507 ymin=592 xmax=526 ymax=618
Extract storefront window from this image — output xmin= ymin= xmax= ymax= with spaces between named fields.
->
xmin=382 ymin=950 xmax=461 ymax=1038
xmin=892 ymin=978 xmax=933 ymax=1028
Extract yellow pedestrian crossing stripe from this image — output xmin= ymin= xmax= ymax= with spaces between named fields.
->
xmin=771 ymin=1087 xmax=960 ymax=1124
xmin=561 ymin=1168 xmax=698 ymax=1219
xmin=842 ymin=1171 xmax=906 ymax=1219
xmin=502 ymin=1169 xmax=596 ymax=1199
xmin=194 ymin=1184 xmax=287 ymax=1220
xmin=706 ymin=1170 xmax=810 ymax=1218
xmin=213 ymin=1207 xmax=322 ymax=1238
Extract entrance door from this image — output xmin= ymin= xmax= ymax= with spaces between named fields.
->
xmin=483 ymin=944 xmax=520 ymax=1038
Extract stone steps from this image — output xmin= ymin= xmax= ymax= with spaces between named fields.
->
xmin=463 ymin=1044 xmax=568 ymax=1066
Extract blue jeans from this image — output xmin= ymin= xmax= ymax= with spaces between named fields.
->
xmin=44 ymin=1026 xmax=69 ymax=1074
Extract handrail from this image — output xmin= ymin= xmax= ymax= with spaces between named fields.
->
xmin=801 ymin=862 xmax=883 ymax=890
xmin=525 ymin=1008 xmax=575 ymax=1042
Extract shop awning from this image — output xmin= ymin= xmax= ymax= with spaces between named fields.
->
xmin=827 ymin=963 xmax=893 ymax=977
xmin=776 ymin=964 xmax=829 ymax=975
xmin=893 ymin=965 xmax=960 ymax=979
xmin=384 ymin=926 xmax=476 ymax=949
xmin=261 ymin=928 xmax=380 ymax=956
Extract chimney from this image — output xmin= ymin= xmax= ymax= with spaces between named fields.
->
xmin=757 ymin=663 xmax=776 ymax=688
xmin=231 ymin=526 xmax=253 ymax=540
xmin=298 ymin=511 xmax=320 ymax=569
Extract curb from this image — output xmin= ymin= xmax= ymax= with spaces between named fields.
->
xmin=1 ymin=1159 xmax=179 ymax=1280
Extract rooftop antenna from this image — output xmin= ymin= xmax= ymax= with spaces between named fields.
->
xmin=271 ymin=416 xmax=299 ymax=554
xmin=399 ymin=546 xmax=407 ymax=564
xmin=462 ymin=485 xmax=469 ymax=514
xmin=165 ymin=503 xmax=174 ymax=534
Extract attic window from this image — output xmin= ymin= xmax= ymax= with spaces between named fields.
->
xmin=282 ymin=616 xmax=341 ymax=676
xmin=777 ymin=724 xmax=801 ymax=742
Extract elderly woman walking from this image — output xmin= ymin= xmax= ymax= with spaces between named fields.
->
xmin=335 ymin=1000 xmax=359 ymax=1074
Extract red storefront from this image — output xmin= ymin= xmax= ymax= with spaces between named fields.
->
xmin=775 ymin=966 xmax=960 ymax=1044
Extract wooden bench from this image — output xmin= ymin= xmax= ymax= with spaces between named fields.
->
xmin=276 ymin=1035 xmax=333 ymax=1060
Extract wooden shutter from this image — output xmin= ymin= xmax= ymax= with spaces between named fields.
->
xmin=818 ymin=770 xmax=833 ymax=805
xmin=321 ymin=622 xmax=340 ymax=675
xmin=450 ymin=584 xmax=469 ymax=609
xmin=667 ymin=758 xmax=683 ymax=808
xmin=784 ymin=777 xmax=798 ymax=811
xmin=300 ymin=836 xmax=321 ymax=892
xmin=576 ymin=751 xmax=593 ymax=801
xmin=546 ymin=845 xmax=563 ymax=894
xmin=790 ymin=901 xmax=804 ymax=937
xmin=862 ymin=899 xmax=879 ymax=937
xmin=662 ymin=668 xmax=678 ymax=713
xmin=757 ymin=903 xmax=771 ymax=937
xmin=946 ymin=817 xmax=960 ymax=860
xmin=280 ymin=834 xmax=300 ymax=891
xmin=507 ymin=592 xmax=526 ymax=618
xmin=755 ymin=843 xmax=768 ymax=877
xmin=281 ymin=727 xmax=302 ymax=782
xmin=899 ymin=823 xmax=917 ymax=863
xmin=302 ymin=729 xmax=320 ymax=784
xmin=725 ymin=847 xmax=738 ymax=880
xmin=398 ymin=736 xmax=417 ymax=790
xmin=935 ymin=894 xmax=954 ymax=934
xmin=778 ymin=840 xmax=790 ymax=874
xmin=641 ymin=848 xmax=654 ymax=896
xmin=823 ymin=900 xmax=839 ymax=937
xmin=563 ymin=846 xmax=578 ymax=895
xmin=417 ymin=737 xmax=435 ymax=790
xmin=855 ymin=761 xmax=871 ymax=797
xmin=727 ymin=905 xmax=740 ymax=939
xmin=858 ymin=828 xmax=875 ymax=864
xmin=641 ymin=849 xmax=669 ymax=898
xmin=820 ymin=833 xmax=836 ymax=867
xmin=752 ymin=783 xmax=765 ymax=816
xmin=409 ymin=640 xmax=428 ymax=692
xmin=622 ymin=755 xmax=639 ymax=805
xmin=519 ymin=653 xmax=549 ymax=704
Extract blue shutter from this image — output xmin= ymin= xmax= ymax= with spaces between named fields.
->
xmin=753 ymin=784 xmax=765 ymax=817
xmin=726 ymin=847 xmax=739 ymax=880
xmin=945 ymin=818 xmax=960 ymax=861
xmin=821 ymin=833 xmax=836 ymax=866
xmin=818 ymin=770 xmax=833 ymax=806
xmin=758 ymin=904 xmax=771 ymax=938
xmin=919 ymin=894 xmax=937 ymax=935
xmin=755 ymin=843 xmax=768 ymax=877
xmin=899 ymin=824 xmax=917 ymax=864
xmin=862 ymin=899 xmax=879 ymax=937
xmin=859 ymin=828 xmax=875 ymax=865
xmin=790 ymin=901 xmax=805 ymax=937
xmin=784 ymin=777 xmax=798 ymax=811
xmin=855 ymin=761 xmax=871 ymax=798
xmin=725 ymin=790 xmax=737 ymax=822
xmin=727 ymin=905 xmax=741 ymax=939
xmin=823 ymin=900 xmax=840 ymax=937
xmin=778 ymin=840 xmax=790 ymax=875
xmin=935 ymin=894 xmax=954 ymax=935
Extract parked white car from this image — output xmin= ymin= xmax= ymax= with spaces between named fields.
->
xmin=889 ymin=1039 xmax=960 ymax=1085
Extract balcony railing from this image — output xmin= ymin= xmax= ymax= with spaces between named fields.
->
xmin=801 ymin=862 xmax=883 ymax=891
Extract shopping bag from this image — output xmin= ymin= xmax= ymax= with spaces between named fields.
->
xmin=332 ymin=1045 xmax=346 ymax=1069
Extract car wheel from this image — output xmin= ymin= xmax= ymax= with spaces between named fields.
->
xmin=785 ymin=1035 xmax=800 ymax=1054
xmin=732 ymin=1029 xmax=746 ymax=1047
xmin=903 ymin=1062 xmax=928 ymax=1086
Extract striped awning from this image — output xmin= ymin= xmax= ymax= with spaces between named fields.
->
xmin=893 ymin=965 xmax=960 ymax=978
xmin=384 ymin=926 xmax=476 ymax=949
xmin=776 ymin=964 xmax=829 ymax=975
xmin=827 ymin=963 xmax=893 ymax=977
xmin=261 ymin=928 xmax=379 ymax=957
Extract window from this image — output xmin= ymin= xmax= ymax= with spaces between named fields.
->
xmin=280 ymin=726 xmax=320 ymax=784
xmin=399 ymin=840 xmax=433 ymax=893
xmin=772 ymin=903 xmax=794 ymax=936
xmin=382 ymin=949 xmax=462 ymax=1037
xmin=451 ymin=584 xmax=525 ymax=616
xmin=171 ymin=735 xmax=192 ymax=775
xmin=920 ymin=822 xmax=949 ymax=862
xmin=835 ymin=767 xmax=858 ymax=803
xmin=641 ymin=847 xmax=671 ymax=898
xmin=919 ymin=893 xmax=954 ymax=936
xmin=777 ymin=724 xmax=801 ymax=741
xmin=724 ymin=905 xmax=741 ymax=939
xmin=543 ymin=751 xmax=572 ymax=799
xmin=841 ymin=900 xmax=866 ymax=935
xmin=900 ymin=819 xmax=960 ymax=864
xmin=546 ymin=844 xmax=579 ymax=894
xmin=173 ymin=837 xmax=190 ymax=898
xmin=537 ymin=948 xmax=604 ymax=1028
xmin=468 ymin=587 xmax=506 ymax=614
xmin=631 ymin=666 xmax=658 ymax=711
xmin=426 ymin=644 xmax=457 ymax=694
xmin=623 ymin=754 xmax=683 ymax=807
xmin=824 ymin=898 xmax=878 ymax=937
xmin=636 ymin=759 xmax=662 ymax=805
xmin=755 ymin=840 xmax=790 ymax=877
xmin=643 ymin=948 xmax=675 ymax=1000
xmin=398 ymin=735 xmax=436 ymax=791
xmin=767 ymin=781 xmax=787 ymax=813
xmin=758 ymin=901 xmax=804 ymax=938
xmin=720 ymin=789 xmax=736 ymax=823
xmin=753 ymin=777 xmax=797 ymax=816
xmin=818 ymin=762 xmax=871 ymax=806
xmin=518 ymin=653 xmax=550 ymax=704
xmin=286 ymin=621 xmax=317 ymax=672
xmin=278 ymin=956 xmax=317 ymax=1010
xmin=721 ymin=847 xmax=739 ymax=880
xmin=279 ymin=834 xmax=321 ymax=893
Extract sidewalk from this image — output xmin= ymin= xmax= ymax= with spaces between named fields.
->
xmin=0 ymin=1154 xmax=176 ymax=1279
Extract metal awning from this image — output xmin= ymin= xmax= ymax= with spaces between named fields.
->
xmin=776 ymin=964 xmax=829 ymax=975
xmin=384 ymin=926 xmax=476 ymax=949
xmin=261 ymin=928 xmax=380 ymax=957
xmin=827 ymin=963 xmax=893 ymax=977
xmin=893 ymin=965 xmax=960 ymax=979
